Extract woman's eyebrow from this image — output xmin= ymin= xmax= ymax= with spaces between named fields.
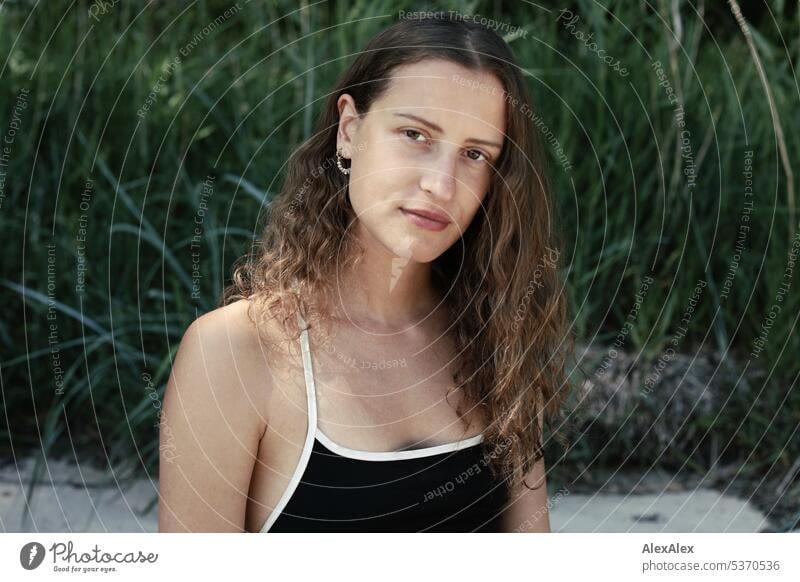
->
xmin=393 ymin=112 xmax=503 ymax=150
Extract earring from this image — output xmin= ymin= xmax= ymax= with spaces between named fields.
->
xmin=336 ymin=149 xmax=351 ymax=175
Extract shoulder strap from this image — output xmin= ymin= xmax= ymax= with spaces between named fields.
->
xmin=295 ymin=311 xmax=318 ymax=437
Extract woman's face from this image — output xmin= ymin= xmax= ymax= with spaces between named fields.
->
xmin=336 ymin=58 xmax=507 ymax=264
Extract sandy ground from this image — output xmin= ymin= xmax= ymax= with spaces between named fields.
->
xmin=0 ymin=457 xmax=770 ymax=533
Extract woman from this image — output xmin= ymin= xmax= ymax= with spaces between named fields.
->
xmin=158 ymin=14 xmax=573 ymax=533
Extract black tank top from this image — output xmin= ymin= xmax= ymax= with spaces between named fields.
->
xmin=260 ymin=314 xmax=510 ymax=532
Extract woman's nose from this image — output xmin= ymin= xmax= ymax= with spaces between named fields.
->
xmin=418 ymin=149 xmax=457 ymax=200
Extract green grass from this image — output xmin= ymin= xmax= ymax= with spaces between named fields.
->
xmin=1 ymin=0 xmax=798 ymax=530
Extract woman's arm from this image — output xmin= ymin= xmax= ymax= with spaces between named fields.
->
xmin=158 ymin=306 xmax=267 ymax=532
xmin=501 ymin=409 xmax=551 ymax=532
xmin=500 ymin=455 xmax=550 ymax=532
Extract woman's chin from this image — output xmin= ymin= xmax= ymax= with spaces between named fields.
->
xmin=362 ymin=226 xmax=447 ymax=264
xmin=393 ymin=246 xmax=443 ymax=264
xmin=375 ymin=239 xmax=434 ymax=264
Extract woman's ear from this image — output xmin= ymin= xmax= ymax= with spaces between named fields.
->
xmin=336 ymin=94 xmax=361 ymax=158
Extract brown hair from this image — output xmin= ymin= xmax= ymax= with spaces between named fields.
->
xmin=220 ymin=14 xmax=574 ymax=492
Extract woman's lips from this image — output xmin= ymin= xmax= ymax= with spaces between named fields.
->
xmin=400 ymin=208 xmax=450 ymax=231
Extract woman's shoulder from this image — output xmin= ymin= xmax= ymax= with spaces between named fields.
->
xmin=192 ymin=296 xmax=257 ymax=333
xmin=169 ymin=298 xmax=291 ymax=427
xmin=160 ymin=298 xmax=280 ymax=531
xmin=190 ymin=298 xmax=292 ymax=353
xmin=184 ymin=299 xmax=260 ymax=363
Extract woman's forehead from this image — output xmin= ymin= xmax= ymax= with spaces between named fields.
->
xmin=371 ymin=60 xmax=507 ymax=137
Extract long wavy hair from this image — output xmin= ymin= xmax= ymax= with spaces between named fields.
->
xmin=220 ymin=14 xmax=574 ymax=493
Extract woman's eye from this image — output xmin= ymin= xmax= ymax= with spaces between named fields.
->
xmin=466 ymin=149 xmax=488 ymax=162
xmin=404 ymin=129 xmax=427 ymax=143
xmin=402 ymin=130 xmax=488 ymax=162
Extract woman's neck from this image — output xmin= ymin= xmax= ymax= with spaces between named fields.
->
xmin=332 ymin=251 xmax=445 ymax=333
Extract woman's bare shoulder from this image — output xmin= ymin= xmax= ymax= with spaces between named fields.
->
xmin=191 ymin=297 xmax=260 ymax=339
xmin=174 ymin=298 xmax=294 ymax=426
xmin=191 ymin=298 xmax=294 ymax=357
xmin=159 ymin=298 xmax=283 ymax=531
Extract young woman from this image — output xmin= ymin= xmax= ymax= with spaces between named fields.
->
xmin=158 ymin=14 xmax=573 ymax=533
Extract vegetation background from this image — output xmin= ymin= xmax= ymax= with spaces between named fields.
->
xmin=1 ymin=0 xmax=798 ymax=531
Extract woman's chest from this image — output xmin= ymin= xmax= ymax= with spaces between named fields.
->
xmin=309 ymin=325 xmax=478 ymax=442
xmin=244 ymin=324 xmax=484 ymax=531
